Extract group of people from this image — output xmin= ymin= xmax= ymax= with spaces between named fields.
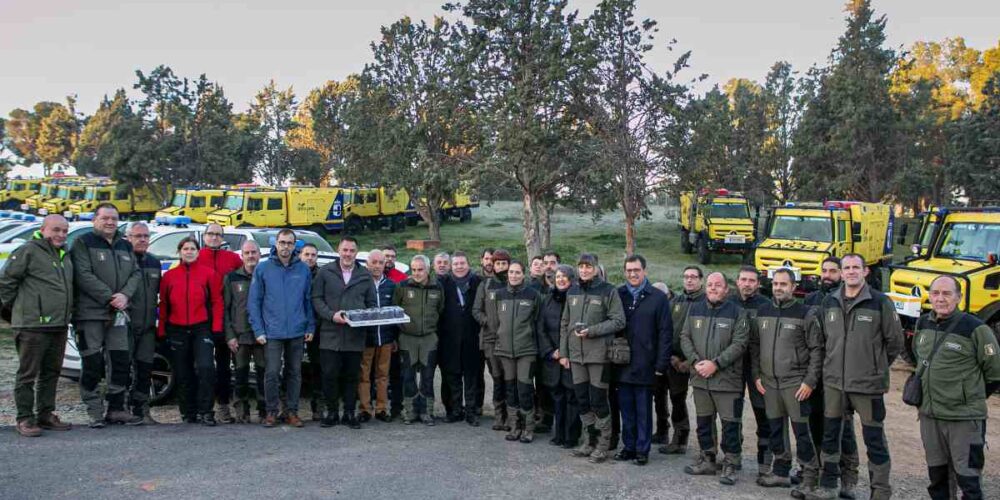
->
xmin=4 ymin=203 xmax=999 ymax=500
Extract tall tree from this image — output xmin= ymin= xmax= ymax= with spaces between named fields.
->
xmin=792 ymin=0 xmax=900 ymax=202
xmin=287 ymin=76 xmax=361 ymax=185
xmin=761 ymin=61 xmax=799 ymax=202
xmin=950 ymin=71 xmax=1000 ymax=203
xmin=454 ymin=0 xmax=597 ymax=256
xmin=72 ymin=90 xmax=132 ymax=176
xmin=246 ymin=80 xmax=298 ymax=186
xmin=340 ymin=16 xmax=479 ymax=241
xmin=6 ymin=101 xmax=64 ymax=172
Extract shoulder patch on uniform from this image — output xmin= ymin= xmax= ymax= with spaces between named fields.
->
xmin=986 ymin=344 xmax=996 ymax=356
xmin=717 ymin=321 xmax=731 ymax=329
xmin=694 ymin=319 xmax=703 ymax=329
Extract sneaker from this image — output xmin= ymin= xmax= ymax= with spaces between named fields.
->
xmin=358 ymin=412 xmax=372 ymax=423
xmin=633 ymin=454 xmax=649 ymax=466
xmin=614 ymin=450 xmax=637 ymax=461
xmin=588 ymin=449 xmax=609 ymax=464
xmin=37 ymin=414 xmax=71 ymax=431
xmin=16 ymin=420 xmax=42 ymax=437
xmin=375 ymin=411 xmax=390 ymax=423
xmin=202 ymin=413 xmax=217 ymax=426
xmin=287 ymin=413 xmax=304 ymax=428
xmin=756 ymin=473 xmax=791 ymax=488
xmin=718 ymin=463 xmax=738 ymax=485
xmin=263 ymin=413 xmax=277 ymax=427
xmin=421 ymin=414 xmax=436 ymax=427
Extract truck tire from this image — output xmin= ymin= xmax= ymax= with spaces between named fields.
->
xmin=680 ymin=230 xmax=693 ymax=254
xmin=460 ymin=208 xmax=472 ymax=223
xmin=390 ymin=215 xmax=405 ymax=232
xmin=697 ymin=237 xmax=711 ymax=265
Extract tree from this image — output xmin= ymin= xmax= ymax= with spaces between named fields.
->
xmin=187 ymin=76 xmax=249 ymax=185
xmin=454 ymin=0 xmax=597 ymax=256
xmin=580 ymin=0 xmax=692 ymax=254
xmin=339 ymin=16 xmax=479 ymax=241
xmin=792 ymin=0 xmax=900 ymax=202
xmin=73 ymin=90 xmax=132 ymax=176
xmin=760 ymin=61 xmax=800 ymax=202
xmin=950 ymin=71 xmax=1000 ymax=203
xmin=287 ymin=76 xmax=361 ymax=185
xmin=246 ymin=80 xmax=298 ymax=186
xmin=6 ymin=101 xmax=68 ymax=173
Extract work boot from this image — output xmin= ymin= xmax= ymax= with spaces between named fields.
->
xmin=805 ymin=486 xmax=839 ymax=500
xmin=756 ymin=472 xmax=791 ymax=488
xmin=139 ymin=406 xmax=160 ymax=425
xmin=37 ymin=414 xmax=72 ymax=431
xmin=588 ymin=449 xmax=609 ymax=463
xmin=757 ymin=448 xmax=773 ymax=477
xmin=867 ymin=490 xmax=890 ymax=500
xmin=684 ymin=453 xmax=719 ymax=476
xmin=594 ymin=415 xmax=612 ymax=452
xmin=520 ymin=410 xmax=535 ymax=443
xmin=106 ymin=410 xmax=142 ymax=425
xmin=791 ymin=473 xmax=818 ymax=499
xmin=287 ymin=413 xmax=304 ymax=428
xmin=492 ymin=402 xmax=509 ymax=431
xmin=658 ymin=429 xmax=688 ymax=455
xmin=572 ymin=413 xmax=598 ymax=457
xmin=16 ymin=420 xmax=42 ymax=437
xmin=216 ymin=403 xmax=236 ymax=424
xmin=505 ymin=410 xmax=522 ymax=441
xmin=718 ymin=462 xmax=739 ymax=486
xmin=838 ymin=479 xmax=857 ymax=500
xmin=202 ymin=413 xmax=217 ymax=426
xmin=234 ymin=401 xmax=251 ymax=424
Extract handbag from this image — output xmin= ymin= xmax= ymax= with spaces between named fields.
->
xmin=608 ymin=335 xmax=631 ymax=365
xmin=902 ymin=318 xmax=954 ymax=407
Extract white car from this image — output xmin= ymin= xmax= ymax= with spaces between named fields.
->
xmin=145 ymin=222 xmax=339 ymax=269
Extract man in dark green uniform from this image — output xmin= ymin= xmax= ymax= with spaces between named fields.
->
xmin=734 ymin=265 xmax=773 ymax=479
xmin=658 ymin=265 xmax=703 ymax=455
xmin=225 ymin=240 xmax=264 ymax=423
xmin=125 ymin=222 xmax=161 ymax=424
xmin=393 ymin=255 xmax=445 ymax=425
xmin=914 ymin=275 xmax=1000 ymax=500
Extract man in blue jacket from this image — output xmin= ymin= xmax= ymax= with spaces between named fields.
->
xmin=613 ymin=254 xmax=672 ymax=466
xmin=248 ymin=229 xmax=315 ymax=428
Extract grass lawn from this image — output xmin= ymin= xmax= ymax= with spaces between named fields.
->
xmin=334 ymin=201 xmax=745 ymax=290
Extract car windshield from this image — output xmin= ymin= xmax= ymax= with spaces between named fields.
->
xmin=769 ymin=215 xmax=832 ymax=242
xmin=708 ymin=203 xmax=749 ymax=219
xmin=171 ymin=193 xmax=187 ymax=207
xmin=937 ymin=222 xmax=1000 ymax=262
xmin=6 ymin=182 xmax=22 ymax=190
xmin=223 ymin=195 xmax=243 ymax=210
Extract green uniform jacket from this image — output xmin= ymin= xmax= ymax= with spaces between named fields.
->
xmin=680 ymin=298 xmax=749 ymax=392
xmin=559 ymin=277 xmax=626 ymax=365
xmin=750 ymin=297 xmax=824 ymax=390
xmin=494 ymin=283 xmax=542 ymax=359
xmin=70 ymin=230 xmax=141 ymax=322
xmin=0 ymin=233 xmax=73 ymax=329
xmin=311 ymin=261 xmax=376 ymax=352
xmin=472 ymin=276 xmax=506 ymax=349
xmin=393 ymin=276 xmax=445 ymax=338
xmin=130 ymin=252 xmax=162 ymax=333
xmin=224 ymin=267 xmax=255 ymax=344
xmin=670 ymin=289 xmax=704 ymax=360
xmin=816 ymin=284 xmax=904 ymax=394
xmin=914 ymin=311 xmax=1000 ymax=421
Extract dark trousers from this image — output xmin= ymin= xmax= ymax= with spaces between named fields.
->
xmin=14 ymin=328 xmax=67 ymax=423
xmin=400 ymin=349 xmax=437 ymax=418
xmin=746 ymin=363 xmax=771 ymax=465
xmin=212 ymin=335 xmax=232 ymax=405
xmin=389 ymin=350 xmax=403 ymax=415
xmin=76 ymin=320 xmax=130 ymax=414
xmin=610 ymin=380 xmax=620 ymax=446
xmin=320 ymin=350 xmax=362 ymax=415
xmin=655 ymin=365 xmax=690 ymax=439
xmin=619 ymin=383 xmax=653 ymax=455
xmin=167 ymin=324 xmax=216 ymax=416
xmin=264 ymin=338 xmax=303 ymax=414
xmin=234 ymin=343 xmax=266 ymax=407
xmin=129 ymin=326 xmax=157 ymax=411
xmin=306 ymin=337 xmax=324 ymax=408
xmin=443 ymin=344 xmax=483 ymax=415
xmin=548 ymin=369 xmax=581 ymax=445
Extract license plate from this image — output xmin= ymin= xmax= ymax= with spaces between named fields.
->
xmin=886 ymin=292 xmax=923 ymax=318
xmin=724 ymin=234 xmax=746 ymax=244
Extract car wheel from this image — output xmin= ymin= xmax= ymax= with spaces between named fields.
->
xmin=149 ymin=352 xmax=175 ymax=405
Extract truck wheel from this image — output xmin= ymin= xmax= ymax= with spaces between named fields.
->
xmin=680 ymin=230 xmax=692 ymax=254
xmin=390 ymin=215 xmax=405 ymax=232
xmin=460 ymin=208 xmax=472 ymax=223
xmin=697 ymin=237 xmax=711 ymax=265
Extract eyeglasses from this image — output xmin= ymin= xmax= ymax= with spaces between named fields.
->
xmin=130 ymin=234 xmax=150 ymax=240
xmin=205 ymin=232 xmax=223 ymax=237
xmin=625 ymin=269 xmax=643 ymax=274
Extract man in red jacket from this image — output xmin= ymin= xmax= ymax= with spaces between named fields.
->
xmin=197 ymin=223 xmax=243 ymax=424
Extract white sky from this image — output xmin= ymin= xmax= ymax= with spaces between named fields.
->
xmin=0 ymin=0 xmax=998 ymax=116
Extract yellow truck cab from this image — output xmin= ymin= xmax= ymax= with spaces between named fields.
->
xmin=679 ymin=188 xmax=755 ymax=264
xmin=39 ymin=183 xmax=90 ymax=216
xmin=155 ymin=188 xmax=228 ymax=224
xmin=439 ymin=191 xmax=477 ymax=223
xmin=755 ymin=201 xmax=894 ymax=293
xmin=0 ymin=178 xmax=42 ymax=210
xmin=22 ymin=176 xmax=82 ymax=212
xmin=342 ymin=186 xmax=416 ymax=233
xmin=69 ymin=184 xmax=165 ymax=220
xmin=898 ymin=205 xmax=939 ymax=258
xmin=888 ymin=207 xmax=1000 ymax=348
xmin=208 ymin=186 xmax=346 ymax=230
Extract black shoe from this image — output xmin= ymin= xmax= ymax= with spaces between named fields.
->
xmin=358 ymin=412 xmax=372 ymax=423
xmin=375 ymin=411 xmax=390 ymax=423
xmin=550 ymin=437 xmax=565 ymax=447
xmin=634 ymin=454 xmax=649 ymax=466
xmin=346 ymin=415 xmax=361 ymax=429
xmin=445 ymin=413 xmax=465 ymax=423
xmin=614 ymin=450 xmax=637 ymax=461
xmin=341 ymin=413 xmax=351 ymax=425
xmin=467 ymin=414 xmax=481 ymax=427
xmin=651 ymin=433 xmax=667 ymax=445
xmin=183 ymin=414 xmax=199 ymax=424
xmin=202 ymin=413 xmax=217 ymax=426
xmin=321 ymin=415 xmax=338 ymax=428
xmin=562 ymin=441 xmax=577 ymax=450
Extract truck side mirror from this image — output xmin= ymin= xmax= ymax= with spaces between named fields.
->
xmin=989 ymin=253 xmax=998 ymax=266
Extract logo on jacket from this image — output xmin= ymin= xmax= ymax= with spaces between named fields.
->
xmin=944 ymin=342 xmax=962 ymax=352
xmin=857 ymin=314 xmax=873 ymax=323
xmin=98 ymin=252 xmax=107 ymax=262
xmin=235 ymin=283 xmax=244 ymax=293
xmin=571 ymin=298 xmax=578 ymax=307
xmin=694 ymin=319 xmax=702 ymax=329
xmin=407 ymin=290 xmax=415 ymax=299
xmin=986 ymin=344 xmax=996 ymax=356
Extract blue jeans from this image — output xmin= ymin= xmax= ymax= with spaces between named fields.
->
xmin=265 ymin=338 xmax=304 ymax=414
xmin=619 ymin=383 xmax=653 ymax=455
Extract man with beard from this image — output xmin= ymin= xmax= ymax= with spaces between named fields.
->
xmin=733 ymin=266 xmax=773 ymax=480
xmin=473 ymin=248 xmax=510 ymax=430
xmin=437 ymin=251 xmax=482 ymax=425
xmin=382 ymin=245 xmax=407 ymax=284
xmin=480 ymin=248 xmax=495 ymax=279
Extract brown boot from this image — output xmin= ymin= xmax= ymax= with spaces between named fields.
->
xmin=37 ymin=414 xmax=72 ymax=431
xmin=287 ymin=413 xmax=304 ymax=428
xmin=519 ymin=409 xmax=535 ymax=444
xmin=16 ymin=420 xmax=42 ymax=437
xmin=504 ymin=409 xmax=522 ymax=441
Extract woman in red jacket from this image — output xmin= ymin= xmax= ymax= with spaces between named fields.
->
xmin=159 ymin=236 xmax=224 ymax=425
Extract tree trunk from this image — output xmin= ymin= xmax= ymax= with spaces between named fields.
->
xmin=522 ymin=190 xmax=541 ymax=258
xmin=538 ymin=200 xmax=552 ymax=251
xmin=623 ymin=204 xmax=636 ymax=256
xmin=418 ymin=201 xmax=442 ymax=242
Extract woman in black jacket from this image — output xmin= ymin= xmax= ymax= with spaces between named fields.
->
xmin=537 ymin=265 xmax=581 ymax=448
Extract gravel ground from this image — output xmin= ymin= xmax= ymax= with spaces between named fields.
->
xmin=2 ymin=333 xmax=999 ymax=499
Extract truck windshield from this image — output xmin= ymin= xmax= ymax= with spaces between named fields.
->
xmin=223 ymin=195 xmax=244 ymax=210
xmin=70 ymin=189 xmax=85 ymax=200
xmin=55 ymin=188 xmax=69 ymax=198
xmin=769 ymin=215 xmax=832 ymax=242
xmin=171 ymin=193 xmax=187 ymax=207
xmin=708 ymin=203 xmax=749 ymax=219
xmin=84 ymin=190 xmax=97 ymax=200
xmin=937 ymin=223 xmax=1000 ymax=262
xmin=40 ymin=185 xmax=51 ymax=196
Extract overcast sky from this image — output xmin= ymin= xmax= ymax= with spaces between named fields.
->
xmin=1 ymin=0 xmax=998 ymax=116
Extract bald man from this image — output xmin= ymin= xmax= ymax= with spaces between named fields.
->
xmin=1 ymin=215 xmax=75 ymax=436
